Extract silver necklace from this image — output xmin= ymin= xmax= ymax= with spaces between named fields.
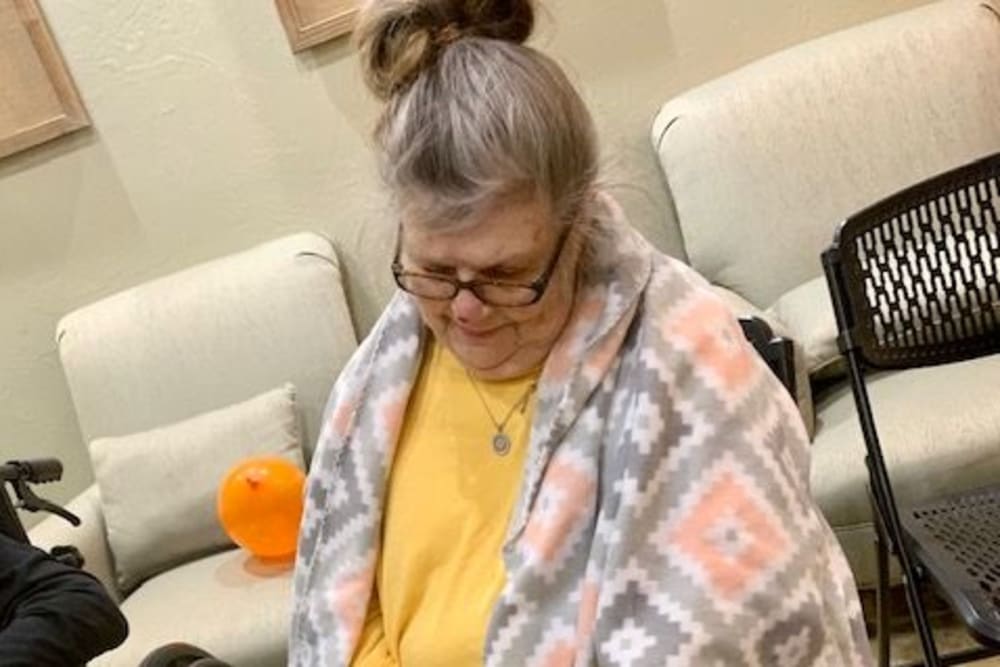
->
xmin=466 ymin=371 xmax=537 ymax=456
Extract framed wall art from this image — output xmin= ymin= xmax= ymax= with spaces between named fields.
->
xmin=275 ymin=0 xmax=360 ymax=52
xmin=0 ymin=0 xmax=89 ymax=160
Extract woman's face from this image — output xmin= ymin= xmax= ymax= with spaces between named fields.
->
xmin=397 ymin=195 xmax=581 ymax=381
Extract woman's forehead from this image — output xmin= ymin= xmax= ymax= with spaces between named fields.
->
xmin=400 ymin=197 xmax=557 ymax=264
xmin=403 ymin=192 xmax=553 ymax=231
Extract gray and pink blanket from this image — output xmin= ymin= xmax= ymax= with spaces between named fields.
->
xmin=290 ymin=204 xmax=872 ymax=666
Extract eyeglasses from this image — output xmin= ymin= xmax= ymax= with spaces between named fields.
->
xmin=391 ymin=226 xmax=571 ymax=307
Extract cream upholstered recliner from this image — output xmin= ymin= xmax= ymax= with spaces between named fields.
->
xmin=650 ymin=0 xmax=1000 ymax=588
xmin=29 ymin=233 xmax=357 ymax=666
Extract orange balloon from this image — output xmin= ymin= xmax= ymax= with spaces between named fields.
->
xmin=217 ymin=456 xmax=305 ymax=561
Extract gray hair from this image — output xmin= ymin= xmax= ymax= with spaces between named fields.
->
xmin=355 ymin=0 xmax=600 ymax=230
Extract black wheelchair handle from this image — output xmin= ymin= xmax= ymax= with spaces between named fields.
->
xmin=2 ymin=458 xmax=63 ymax=484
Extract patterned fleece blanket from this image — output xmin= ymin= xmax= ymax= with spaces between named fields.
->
xmin=290 ymin=205 xmax=873 ymax=666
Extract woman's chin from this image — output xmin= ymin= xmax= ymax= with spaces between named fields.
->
xmin=451 ymin=344 xmax=506 ymax=372
xmin=445 ymin=334 xmax=506 ymax=371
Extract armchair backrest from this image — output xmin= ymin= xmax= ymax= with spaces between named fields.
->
xmin=652 ymin=0 xmax=1000 ymax=308
xmin=57 ymin=232 xmax=357 ymax=465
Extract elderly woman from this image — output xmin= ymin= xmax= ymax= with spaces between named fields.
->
xmin=291 ymin=1 xmax=872 ymax=665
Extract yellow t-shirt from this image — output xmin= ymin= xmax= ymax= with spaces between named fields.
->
xmin=351 ymin=340 xmax=539 ymax=667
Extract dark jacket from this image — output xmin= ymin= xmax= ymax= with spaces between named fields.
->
xmin=0 ymin=534 xmax=128 ymax=666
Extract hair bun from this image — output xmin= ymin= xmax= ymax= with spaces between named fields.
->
xmin=460 ymin=0 xmax=534 ymax=43
xmin=355 ymin=0 xmax=535 ymax=99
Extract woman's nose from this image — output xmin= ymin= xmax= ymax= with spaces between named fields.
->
xmin=451 ymin=287 xmax=490 ymax=322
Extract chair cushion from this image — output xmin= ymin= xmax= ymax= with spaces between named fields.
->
xmin=766 ymin=276 xmax=842 ymax=380
xmin=810 ymin=354 xmax=1000 ymax=586
xmin=91 ymin=548 xmax=292 ymax=667
xmin=651 ymin=0 xmax=1000 ymax=307
xmin=89 ymin=384 xmax=303 ymax=593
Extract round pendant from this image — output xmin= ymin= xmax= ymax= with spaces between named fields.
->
xmin=492 ymin=432 xmax=512 ymax=456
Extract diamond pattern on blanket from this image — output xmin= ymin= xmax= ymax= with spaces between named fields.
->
xmin=597 ymin=580 xmax=696 ymax=664
xmin=596 ymin=559 xmax=700 ymax=663
xmin=661 ymin=293 xmax=759 ymax=402
xmin=524 ymin=619 xmax=576 ymax=667
xmin=523 ymin=455 xmax=596 ymax=571
xmin=601 ymin=618 xmax=658 ymax=666
xmin=329 ymin=559 xmax=375 ymax=661
xmin=754 ymin=598 xmax=827 ymax=666
xmin=666 ymin=456 xmax=790 ymax=602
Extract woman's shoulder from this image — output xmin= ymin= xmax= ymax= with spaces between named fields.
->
xmin=632 ymin=250 xmax=765 ymax=381
xmin=644 ymin=249 xmax=731 ymax=325
xmin=321 ymin=293 xmax=425 ymax=413
xmin=587 ymin=193 xmax=737 ymax=350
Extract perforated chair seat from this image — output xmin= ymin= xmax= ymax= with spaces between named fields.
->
xmin=903 ymin=487 xmax=1000 ymax=647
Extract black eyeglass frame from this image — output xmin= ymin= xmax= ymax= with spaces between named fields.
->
xmin=391 ymin=225 xmax=572 ymax=307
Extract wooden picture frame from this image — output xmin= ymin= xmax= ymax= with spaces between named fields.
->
xmin=275 ymin=0 xmax=360 ymax=53
xmin=0 ymin=0 xmax=89 ymax=159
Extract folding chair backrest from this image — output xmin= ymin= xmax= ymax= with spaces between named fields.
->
xmin=825 ymin=153 xmax=1000 ymax=370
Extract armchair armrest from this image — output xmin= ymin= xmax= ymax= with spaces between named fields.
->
xmin=738 ymin=315 xmax=797 ymax=399
xmin=28 ymin=483 xmax=120 ymax=603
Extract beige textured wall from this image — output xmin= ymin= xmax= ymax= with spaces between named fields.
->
xmin=0 ymin=0 xmax=930 ymax=513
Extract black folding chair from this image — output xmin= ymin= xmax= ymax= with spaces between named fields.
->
xmin=822 ymin=152 xmax=1000 ymax=667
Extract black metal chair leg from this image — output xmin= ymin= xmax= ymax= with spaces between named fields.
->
xmin=866 ymin=457 xmax=943 ymax=667
xmin=901 ymin=565 xmax=942 ymax=667
xmin=875 ymin=516 xmax=891 ymax=667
